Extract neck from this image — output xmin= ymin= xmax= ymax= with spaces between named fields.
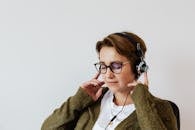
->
xmin=113 ymin=91 xmax=133 ymax=106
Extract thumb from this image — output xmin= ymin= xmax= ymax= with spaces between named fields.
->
xmin=95 ymin=87 xmax=103 ymax=100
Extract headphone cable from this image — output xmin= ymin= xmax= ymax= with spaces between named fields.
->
xmin=105 ymin=92 xmax=129 ymax=129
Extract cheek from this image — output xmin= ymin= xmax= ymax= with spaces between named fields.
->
xmin=119 ymin=71 xmax=135 ymax=84
xmin=123 ymin=74 xmax=134 ymax=83
xmin=101 ymin=74 xmax=106 ymax=81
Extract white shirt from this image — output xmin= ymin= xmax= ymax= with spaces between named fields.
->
xmin=92 ymin=90 xmax=135 ymax=130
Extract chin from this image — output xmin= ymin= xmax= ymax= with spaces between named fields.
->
xmin=107 ymin=84 xmax=129 ymax=94
xmin=107 ymin=85 xmax=121 ymax=93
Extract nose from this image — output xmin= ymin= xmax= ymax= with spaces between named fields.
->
xmin=105 ymin=67 xmax=114 ymax=78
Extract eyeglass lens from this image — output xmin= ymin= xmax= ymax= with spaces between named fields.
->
xmin=95 ymin=62 xmax=123 ymax=74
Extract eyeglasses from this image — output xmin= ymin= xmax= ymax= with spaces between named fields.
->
xmin=94 ymin=61 xmax=130 ymax=74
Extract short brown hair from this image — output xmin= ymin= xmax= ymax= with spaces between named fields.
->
xmin=96 ymin=32 xmax=147 ymax=79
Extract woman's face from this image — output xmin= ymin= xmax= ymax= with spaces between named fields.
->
xmin=99 ymin=46 xmax=135 ymax=93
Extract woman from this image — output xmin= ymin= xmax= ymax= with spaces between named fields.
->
xmin=41 ymin=32 xmax=178 ymax=130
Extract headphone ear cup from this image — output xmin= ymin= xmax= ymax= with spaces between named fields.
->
xmin=136 ymin=60 xmax=148 ymax=75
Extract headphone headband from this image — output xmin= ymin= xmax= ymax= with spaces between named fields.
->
xmin=114 ymin=32 xmax=143 ymax=58
xmin=114 ymin=32 xmax=137 ymax=47
xmin=114 ymin=32 xmax=148 ymax=76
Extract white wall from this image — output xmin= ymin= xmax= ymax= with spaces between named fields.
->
xmin=0 ymin=0 xmax=194 ymax=129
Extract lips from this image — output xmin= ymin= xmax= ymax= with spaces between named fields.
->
xmin=106 ymin=81 xmax=118 ymax=84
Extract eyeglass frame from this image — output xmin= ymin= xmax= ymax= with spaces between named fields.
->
xmin=94 ymin=61 xmax=130 ymax=74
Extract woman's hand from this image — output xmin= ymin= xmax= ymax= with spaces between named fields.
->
xmin=81 ymin=73 xmax=105 ymax=101
xmin=127 ymin=72 xmax=149 ymax=93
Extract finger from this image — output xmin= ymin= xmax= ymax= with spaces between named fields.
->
xmin=99 ymin=81 xmax=105 ymax=86
xmin=90 ymin=81 xmax=99 ymax=87
xmin=91 ymin=79 xmax=105 ymax=86
xmin=95 ymin=87 xmax=103 ymax=100
xmin=81 ymin=81 xmax=99 ymax=88
xmin=143 ymin=72 xmax=149 ymax=86
xmin=93 ymin=72 xmax=100 ymax=79
xmin=127 ymin=80 xmax=137 ymax=87
xmin=90 ymin=81 xmax=103 ymax=88
xmin=81 ymin=81 xmax=91 ymax=88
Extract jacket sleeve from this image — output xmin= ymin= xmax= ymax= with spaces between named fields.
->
xmin=132 ymin=84 xmax=178 ymax=130
xmin=41 ymin=87 xmax=94 ymax=130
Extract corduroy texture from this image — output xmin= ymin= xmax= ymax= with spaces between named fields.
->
xmin=41 ymin=84 xmax=178 ymax=130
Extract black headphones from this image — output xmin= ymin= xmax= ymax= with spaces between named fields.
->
xmin=114 ymin=32 xmax=148 ymax=76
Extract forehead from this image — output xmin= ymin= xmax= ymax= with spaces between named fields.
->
xmin=99 ymin=47 xmax=128 ymax=63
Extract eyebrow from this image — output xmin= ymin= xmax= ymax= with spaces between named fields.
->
xmin=99 ymin=61 xmax=105 ymax=64
xmin=99 ymin=60 xmax=123 ymax=64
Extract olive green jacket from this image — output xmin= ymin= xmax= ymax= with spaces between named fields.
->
xmin=41 ymin=84 xmax=178 ymax=130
